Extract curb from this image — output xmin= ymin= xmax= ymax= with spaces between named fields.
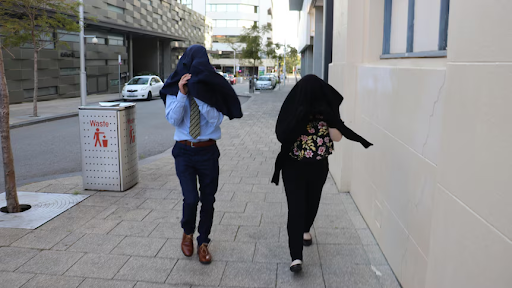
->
xmin=10 ymin=112 xmax=80 ymax=129
xmin=9 ymin=98 xmax=123 ymax=129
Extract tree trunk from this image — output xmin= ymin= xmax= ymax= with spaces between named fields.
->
xmin=0 ymin=48 xmax=20 ymax=213
xmin=33 ymin=49 xmax=38 ymax=117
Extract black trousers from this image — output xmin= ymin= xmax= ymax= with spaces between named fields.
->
xmin=282 ymin=158 xmax=329 ymax=261
xmin=172 ymin=142 xmax=220 ymax=246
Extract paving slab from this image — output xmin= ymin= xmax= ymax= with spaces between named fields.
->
xmin=52 ymin=232 xmax=86 ymax=251
xmin=65 ymin=253 xmax=129 ymax=279
xmin=220 ymin=262 xmax=277 ymax=288
xmin=0 ymin=271 xmax=35 ymax=288
xmin=220 ymin=213 xmax=261 ymax=226
xmin=0 ymin=228 xmax=29 ymax=246
xmin=16 ymin=250 xmax=84 ymax=275
xmin=254 ymin=242 xmax=320 ymax=265
xmin=111 ymin=236 xmax=167 ymax=257
xmin=0 ymin=247 xmax=40 ymax=272
xmin=21 ymin=274 xmax=84 ymax=288
xmin=166 ymin=258 xmax=226 ymax=286
xmin=276 ymin=263 xmax=325 ymax=288
xmin=322 ymin=265 xmax=381 ymax=288
xmin=235 ymin=226 xmax=280 ymax=243
xmin=314 ymin=228 xmax=361 ymax=245
xmin=113 ymin=256 xmax=177 ymax=283
xmin=10 ymin=230 xmax=70 ymax=249
xmin=67 ymin=233 xmax=124 ymax=254
xmin=76 ymin=219 xmax=121 ymax=234
xmin=77 ymin=278 xmax=136 ymax=288
xmin=109 ymin=221 xmax=159 ymax=237
xmin=318 ymin=245 xmax=370 ymax=266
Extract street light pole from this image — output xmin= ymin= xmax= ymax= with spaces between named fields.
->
xmin=233 ymin=50 xmax=236 ymax=77
xmin=283 ymin=44 xmax=287 ymax=87
xmin=79 ymin=0 xmax=86 ymax=106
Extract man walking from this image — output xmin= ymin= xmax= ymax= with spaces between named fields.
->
xmin=160 ymin=45 xmax=242 ymax=264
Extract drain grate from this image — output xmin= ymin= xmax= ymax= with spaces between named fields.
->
xmin=0 ymin=192 xmax=89 ymax=229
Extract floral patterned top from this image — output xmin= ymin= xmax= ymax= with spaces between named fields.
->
xmin=289 ymin=118 xmax=334 ymax=161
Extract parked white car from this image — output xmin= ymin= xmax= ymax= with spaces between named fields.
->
xmin=255 ymin=76 xmax=274 ymax=90
xmin=265 ymin=74 xmax=278 ymax=88
xmin=122 ymin=76 xmax=164 ymax=101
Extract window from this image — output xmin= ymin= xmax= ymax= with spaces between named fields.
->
xmin=227 ymin=5 xmax=237 ymax=12
xmin=238 ymin=4 xmax=254 ymax=14
xmin=23 ymin=86 xmax=57 ymax=99
xmin=216 ymin=5 xmax=227 ymax=12
xmin=60 ymin=68 xmax=80 ymax=76
xmin=87 ymin=37 xmax=105 ymax=44
xmin=179 ymin=0 xmax=192 ymax=9
xmin=107 ymin=4 xmax=124 ymax=14
xmin=238 ymin=20 xmax=254 ymax=28
xmin=108 ymin=34 xmax=124 ymax=46
xmin=226 ymin=20 xmax=237 ymax=28
xmin=207 ymin=4 xmax=257 ymax=14
xmin=141 ymin=0 xmax=152 ymax=5
xmin=216 ymin=20 xmax=227 ymax=27
xmin=58 ymin=30 xmax=79 ymax=42
xmin=382 ymin=0 xmax=449 ymax=58
xmin=22 ymin=33 xmax=55 ymax=49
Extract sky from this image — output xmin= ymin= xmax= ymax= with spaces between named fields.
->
xmin=272 ymin=1 xmax=299 ymax=49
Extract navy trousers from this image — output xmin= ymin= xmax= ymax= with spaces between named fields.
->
xmin=172 ymin=142 xmax=220 ymax=246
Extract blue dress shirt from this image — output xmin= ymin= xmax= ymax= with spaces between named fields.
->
xmin=165 ymin=92 xmax=224 ymax=142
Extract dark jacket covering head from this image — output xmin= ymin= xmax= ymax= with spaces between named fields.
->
xmin=160 ymin=45 xmax=243 ymax=119
xmin=272 ymin=74 xmax=372 ymax=185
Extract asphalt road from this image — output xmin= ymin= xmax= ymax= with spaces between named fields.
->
xmin=0 ymin=94 xmax=251 ymax=189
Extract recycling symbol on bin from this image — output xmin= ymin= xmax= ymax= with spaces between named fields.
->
xmin=94 ymin=128 xmax=109 ymax=148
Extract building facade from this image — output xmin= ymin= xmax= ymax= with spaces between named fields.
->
xmin=189 ymin=0 xmax=275 ymax=75
xmin=4 ymin=0 xmax=212 ymax=104
xmin=292 ymin=0 xmax=512 ymax=287
xmin=292 ymin=0 xmax=333 ymax=80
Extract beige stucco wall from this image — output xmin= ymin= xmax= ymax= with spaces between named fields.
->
xmin=328 ymin=0 xmax=512 ymax=287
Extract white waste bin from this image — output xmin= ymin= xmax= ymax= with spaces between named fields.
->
xmin=78 ymin=103 xmax=139 ymax=191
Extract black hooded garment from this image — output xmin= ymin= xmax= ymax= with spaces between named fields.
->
xmin=160 ymin=45 xmax=243 ymax=120
xmin=271 ymin=74 xmax=373 ymax=185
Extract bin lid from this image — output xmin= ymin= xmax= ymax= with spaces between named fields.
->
xmin=79 ymin=102 xmax=135 ymax=111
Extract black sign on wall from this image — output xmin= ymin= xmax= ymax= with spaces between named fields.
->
xmin=60 ymin=51 xmax=76 ymax=58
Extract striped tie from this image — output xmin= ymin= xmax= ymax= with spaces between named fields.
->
xmin=189 ymin=97 xmax=201 ymax=139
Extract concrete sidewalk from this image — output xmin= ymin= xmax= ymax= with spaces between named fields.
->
xmin=0 ymin=84 xmax=400 ymax=288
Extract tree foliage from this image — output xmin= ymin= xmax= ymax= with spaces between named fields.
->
xmin=239 ymin=23 xmax=272 ymax=74
xmin=0 ymin=0 xmax=82 ymax=117
xmin=275 ymin=45 xmax=300 ymax=74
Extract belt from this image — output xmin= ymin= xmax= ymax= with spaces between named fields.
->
xmin=177 ymin=139 xmax=216 ymax=148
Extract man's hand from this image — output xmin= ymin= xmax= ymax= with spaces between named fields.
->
xmin=179 ymin=74 xmax=192 ymax=95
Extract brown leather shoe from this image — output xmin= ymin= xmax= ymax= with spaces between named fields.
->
xmin=198 ymin=243 xmax=212 ymax=264
xmin=181 ymin=233 xmax=194 ymax=257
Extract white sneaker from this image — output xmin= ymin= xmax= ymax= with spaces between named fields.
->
xmin=290 ymin=259 xmax=303 ymax=273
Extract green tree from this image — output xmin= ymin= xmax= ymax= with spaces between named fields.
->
xmin=286 ymin=46 xmax=300 ymax=74
xmin=0 ymin=0 xmax=81 ymax=117
xmin=239 ymin=23 xmax=272 ymax=75
xmin=276 ymin=45 xmax=300 ymax=74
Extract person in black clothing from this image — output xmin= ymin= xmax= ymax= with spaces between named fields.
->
xmin=273 ymin=74 xmax=373 ymax=272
